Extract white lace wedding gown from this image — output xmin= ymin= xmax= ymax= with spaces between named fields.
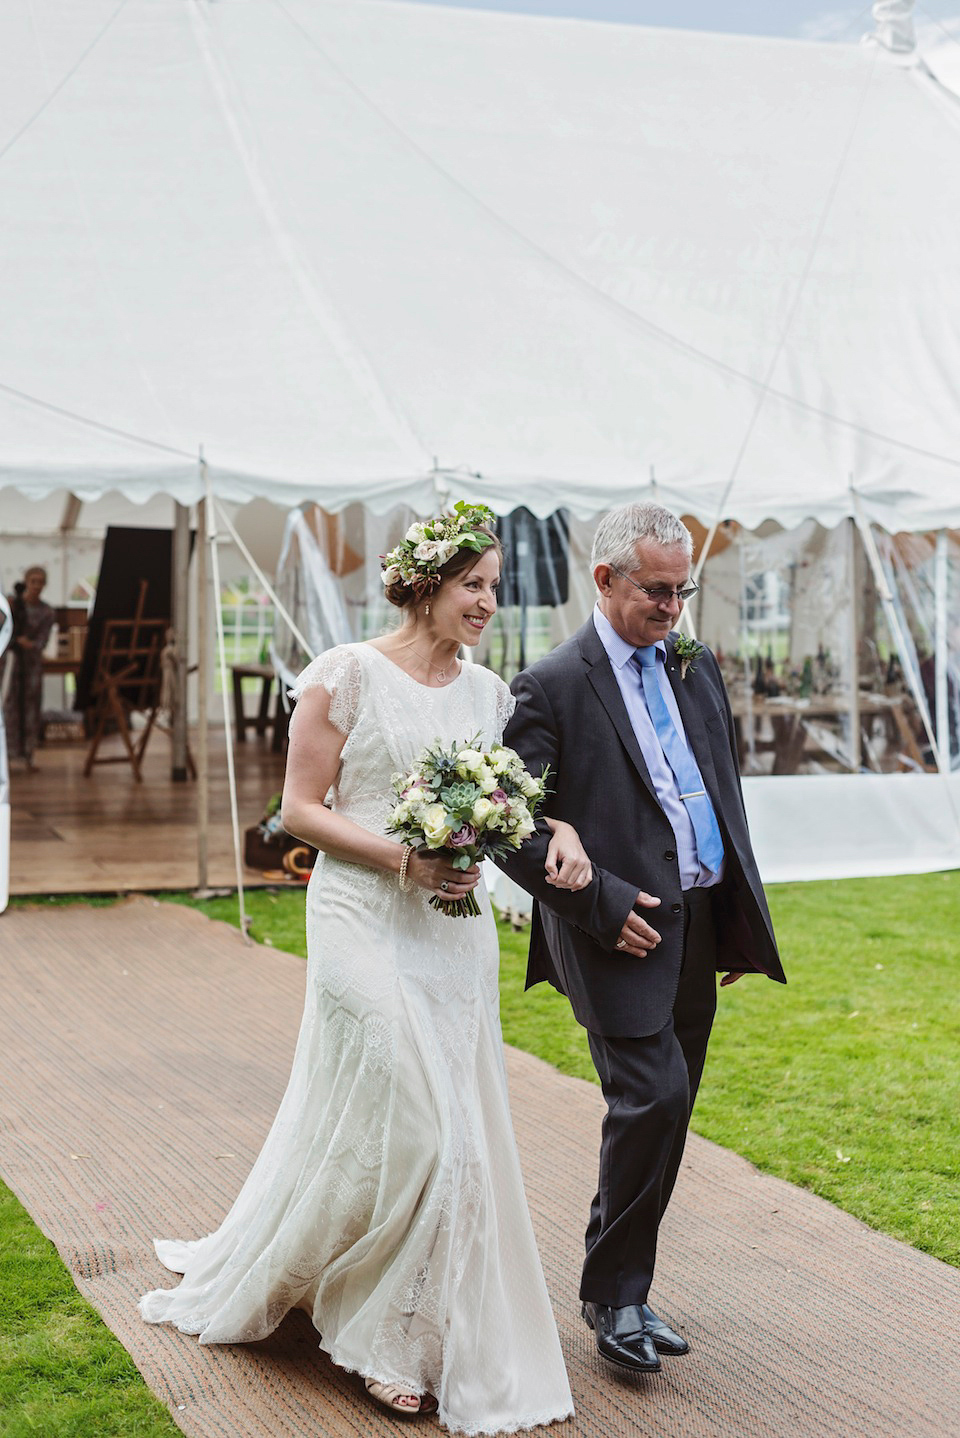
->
xmin=139 ymin=643 xmax=573 ymax=1435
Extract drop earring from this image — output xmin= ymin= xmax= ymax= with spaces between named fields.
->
xmin=424 ymin=602 xmax=430 ymax=616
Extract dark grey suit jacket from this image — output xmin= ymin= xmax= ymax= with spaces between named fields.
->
xmin=498 ymin=618 xmax=785 ymax=1038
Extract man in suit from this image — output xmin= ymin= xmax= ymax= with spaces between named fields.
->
xmin=499 ymin=502 xmax=784 ymax=1375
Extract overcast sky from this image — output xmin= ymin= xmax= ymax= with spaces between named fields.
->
xmin=384 ymin=0 xmax=960 ymax=45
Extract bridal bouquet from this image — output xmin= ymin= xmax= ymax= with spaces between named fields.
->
xmin=388 ymin=737 xmax=548 ymax=917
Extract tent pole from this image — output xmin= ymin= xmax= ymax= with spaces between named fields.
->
xmin=58 ymin=493 xmax=81 ymax=609
xmin=171 ymin=501 xmax=190 ymax=781
xmin=203 ymin=461 xmax=249 ymax=941
xmin=934 ymin=529 xmax=949 ymax=774
xmin=196 ymin=493 xmax=209 ymax=892
xmin=847 ymin=516 xmax=861 ymax=771
xmin=57 ymin=493 xmax=82 ymax=708
xmin=431 ymin=459 xmax=450 ymax=511
xmin=737 ymin=529 xmax=754 ymax=771
xmin=678 ymin=502 xmax=699 ymax=640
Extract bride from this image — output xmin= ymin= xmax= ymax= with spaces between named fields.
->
xmin=140 ymin=505 xmax=586 ymax=1433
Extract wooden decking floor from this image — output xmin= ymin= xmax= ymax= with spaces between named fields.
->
xmin=1 ymin=899 xmax=958 ymax=1438
xmin=6 ymin=729 xmax=287 ymax=895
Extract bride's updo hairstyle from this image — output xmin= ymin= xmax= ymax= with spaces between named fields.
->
xmin=381 ymin=504 xmax=503 ymax=611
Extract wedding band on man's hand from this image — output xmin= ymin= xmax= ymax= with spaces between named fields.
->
xmin=615 ymin=938 xmax=626 ymax=949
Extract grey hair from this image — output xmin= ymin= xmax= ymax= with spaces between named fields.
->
xmin=590 ymin=503 xmax=693 ymax=573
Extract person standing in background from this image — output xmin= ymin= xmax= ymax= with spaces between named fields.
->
xmin=1 ymin=566 xmax=54 ymax=773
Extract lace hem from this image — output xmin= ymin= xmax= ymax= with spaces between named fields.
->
xmin=441 ymin=1409 xmax=575 ymax=1437
xmin=324 ymin=1344 xmax=574 ymax=1436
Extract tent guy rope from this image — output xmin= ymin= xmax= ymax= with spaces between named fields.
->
xmin=0 ymin=0 xmax=131 ymax=166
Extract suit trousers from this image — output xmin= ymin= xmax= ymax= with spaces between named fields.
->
xmin=580 ymin=887 xmax=719 ymax=1306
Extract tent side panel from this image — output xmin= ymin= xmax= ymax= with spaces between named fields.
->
xmin=743 ymin=773 xmax=960 ymax=882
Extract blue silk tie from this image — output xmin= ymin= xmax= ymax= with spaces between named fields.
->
xmin=633 ymin=646 xmax=725 ymax=876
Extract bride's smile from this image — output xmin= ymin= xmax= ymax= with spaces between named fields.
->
xmin=429 ymin=546 xmax=500 ymax=649
xmin=375 ymin=545 xmax=501 ymax=686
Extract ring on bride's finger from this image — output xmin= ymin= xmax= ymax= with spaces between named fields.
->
xmin=615 ymin=938 xmax=626 ymax=949
xmin=440 ymin=881 xmax=450 ymax=892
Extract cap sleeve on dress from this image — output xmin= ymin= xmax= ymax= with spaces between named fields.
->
xmin=288 ymin=646 xmax=362 ymax=737
xmin=493 ymin=673 xmax=516 ymax=740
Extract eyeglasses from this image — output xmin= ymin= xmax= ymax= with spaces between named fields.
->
xmin=610 ymin=567 xmax=699 ymax=604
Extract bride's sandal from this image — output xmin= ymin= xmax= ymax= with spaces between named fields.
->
xmin=364 ymin=1377 xmax=438 ymax=1419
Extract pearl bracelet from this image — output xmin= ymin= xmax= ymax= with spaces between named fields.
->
xmin=398 ymin=844 xmax=414 ymax=893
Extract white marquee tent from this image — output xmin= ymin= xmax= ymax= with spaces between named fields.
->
xmin=1 ymin=0 xmax=958 ymax=891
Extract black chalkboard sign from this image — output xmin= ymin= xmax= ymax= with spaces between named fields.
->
xmin=74 ymin=527 xmax=177 ymax=712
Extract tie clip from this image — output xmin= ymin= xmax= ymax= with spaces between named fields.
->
xmin=679 ymin=790 xmax=706 ymax=800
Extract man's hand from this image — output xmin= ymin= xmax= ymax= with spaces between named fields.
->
xmin=720 ymin=971 xmax=746 ymax=987
xmin=614 ymin=891 xmax=662 ymax=956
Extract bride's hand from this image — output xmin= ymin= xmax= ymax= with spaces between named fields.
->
xmin=407 ymin=849 xmax=481 ymax=900
xmin=544 ymin=820 xmax=593 ymax=891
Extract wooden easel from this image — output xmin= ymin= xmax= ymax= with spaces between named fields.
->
xmin=83 ymin=582 xmax=194 ymax=783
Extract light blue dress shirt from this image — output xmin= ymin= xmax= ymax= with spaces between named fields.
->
xmin=592 ymin=606 xmax=723 ymax=890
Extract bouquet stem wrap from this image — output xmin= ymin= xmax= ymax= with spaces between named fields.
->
xmin=430 ymin=890 xmax=482 ymax=919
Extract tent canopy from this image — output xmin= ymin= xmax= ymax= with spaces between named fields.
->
xmin=1 ymin=0 xmax=959 ymax=529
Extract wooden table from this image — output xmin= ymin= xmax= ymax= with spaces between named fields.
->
xmin=730 ymin=692 xmax=931 ymax=774
xmin=231 ymin=662 xmax=287 ymax=751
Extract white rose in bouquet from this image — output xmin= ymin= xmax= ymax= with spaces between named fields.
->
xmin=456 ymin=748 xmax=486 ymax=778
xmin=519 ymin=772 xmax=542 ymax=800
xmin=471 ymin=795 xmax=495 ymax=826
xmin=422 ymin=803 xmax=454 ymax=848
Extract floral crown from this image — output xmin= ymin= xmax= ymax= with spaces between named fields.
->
xmin=381 ymin=501 xmax=497 ymax=599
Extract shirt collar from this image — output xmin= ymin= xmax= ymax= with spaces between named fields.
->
xmin=592 ymin=604 xmax=666 ymax=671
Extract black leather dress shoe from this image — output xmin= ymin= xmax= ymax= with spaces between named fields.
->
xmin=641 ymin=1303 xmax=690 ymax=1355
xmin=581 ymin=1302 xmax=661 ymax=1373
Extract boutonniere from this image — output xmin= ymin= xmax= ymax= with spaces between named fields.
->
xmin=673 ymin=634 xmax=704 ymax=681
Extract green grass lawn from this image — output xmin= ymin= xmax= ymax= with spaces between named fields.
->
xmin=3 ymin=871 xmax=958 ymax=1432
xmin=0 ymin=1184 xmax=180 ymax=1436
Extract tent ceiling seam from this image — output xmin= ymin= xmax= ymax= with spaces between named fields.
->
xmin=188 ymin=0 xmax=430 ymax=470
xmin=0 ymin=0 xmax=130 ymax=167
xmin=0 ymin=378 xmax=195 ymax=460
xmin=28 ymin=2 xmax=184 ymax=449
xmin=696 ymin=43 xmax=883 ymax=577
xmin=271 ymin=0 xmax=958 ymax=473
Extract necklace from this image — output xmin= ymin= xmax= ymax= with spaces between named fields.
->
xmin=401 ymin=637 xmax=458 ymax=684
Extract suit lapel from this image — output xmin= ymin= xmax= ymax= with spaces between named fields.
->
xmin=577 ymin=621 xmax=660 ymax=805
